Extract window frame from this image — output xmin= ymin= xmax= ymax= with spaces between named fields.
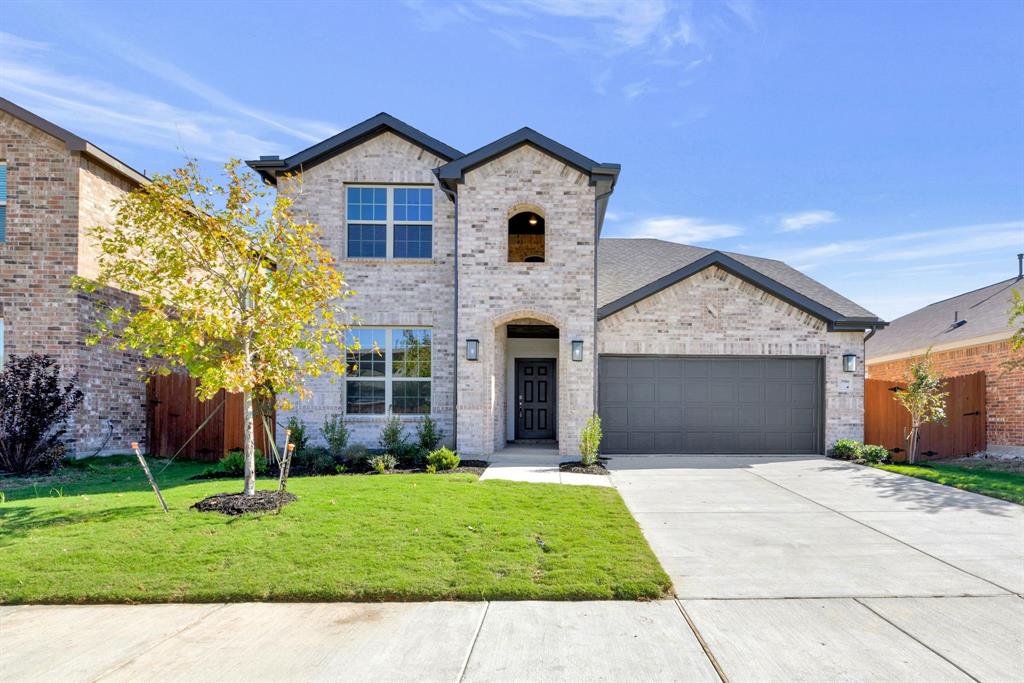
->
xmin=344 ymin=327 xmax=433 ymax=416
xmin=344 ymin=184 xmax=433 ymax=260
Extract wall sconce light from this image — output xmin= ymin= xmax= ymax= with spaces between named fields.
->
xmin=571 ymin=340 xmax=584 ymax=362
xmin=466 ymin=339 xmax=479 ymax=361
xmin=843 ymin=354 xmax=857 ymax=373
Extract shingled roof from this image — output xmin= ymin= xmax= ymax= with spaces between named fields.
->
xmin=866 ymin=277 xmax=1021 ymax=360
xmin=597 ymin=238 xmax=883 ymax=330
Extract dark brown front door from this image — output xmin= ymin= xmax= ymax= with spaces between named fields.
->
xmin=515 ymin=359 xmax=556 ymax=440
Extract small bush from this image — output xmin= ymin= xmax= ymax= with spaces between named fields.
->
xmin=285 ymin=416 xmax=309 ymax=451
xmin=396 ymin=442 xmax=427 ymax=469
xmin=0 ymin=354 xmax=84 ymax=474
xmin=416 ymin=416 xmax=444 ymax=452
xmin=427 ymin=447 xmax=460 ymax=471
xmin=321 ymin=414 xmax=349 ymax=459
xmin=830 ymin=439 xmax=863 ymax=460
xmin=344 ymin=443 xmax=369 ymax=465
xmin=579 ymin=414 xmax=603 ymax=466
xmin=860 ymin=444 xmax=890 ymax=464
xmin=292 ymin=447 xmax=336 ymax=474
xmin=379 ymin=415 xmax=406 ymax=453
xmin=216 ymin=448 xmax=268 ymax=476
xmin=368 ymin=453 xmax=398 ymax=474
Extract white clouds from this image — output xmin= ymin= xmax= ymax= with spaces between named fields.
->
xmin=625 ymin=216 xmax=744 ymax=244
xmin=777 ymin=210 xmax=839 ymax=233
xmin=623 ymin=79 xmax=657 ymax=100
xmin=510 ymin=0 xmax=670 ymax=49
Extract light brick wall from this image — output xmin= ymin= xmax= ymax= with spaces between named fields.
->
xmin=0 ymin=112 xmax=146 ymax=456
xmin=867 ymin=340 xmax=1023 ymax=452
xmin=597 ymin=266 xmax=866 ymax=449
xmin=277 ymin=131 xmax=456 ymax=449
xmin=456 ymin=145 xmax=597 ymax=456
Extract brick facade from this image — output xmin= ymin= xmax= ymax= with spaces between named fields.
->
xmin=867 ymin=340 xmax=1023 ymax=454
xmin=276 ymin=131 xmax=456 ymax=449
xmin=0 ymin=111 xmax=146 ymax=456
xmin=598 ymin=266 xmax=867 ymax=447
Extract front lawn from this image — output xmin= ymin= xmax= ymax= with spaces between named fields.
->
xmin=0 ymin=458 xmax=670 ymax=604
xmin=873 ymin=461 xmax=1024 ymax=505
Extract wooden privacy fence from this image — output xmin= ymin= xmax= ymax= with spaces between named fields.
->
xmin=146 ymin=373 xmax=275 ymax=462
xmin=864 ymin=372 xmax=986 ymax=461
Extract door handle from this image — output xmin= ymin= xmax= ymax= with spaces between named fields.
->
xmin=518 ymin=394 xmax=524 ymax=418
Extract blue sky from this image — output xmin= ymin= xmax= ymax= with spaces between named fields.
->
xmin=3 ymin=0 xmax=1022 ymax=320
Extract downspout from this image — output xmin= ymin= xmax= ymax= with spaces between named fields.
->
xmin=437 ymin=175 xmax=459 ymax=449
xmin=593 ymin=179 xmax=615 ymax=418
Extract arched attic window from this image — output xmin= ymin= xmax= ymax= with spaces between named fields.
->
xmin=508 ymin=210 xmax=545 ymax=263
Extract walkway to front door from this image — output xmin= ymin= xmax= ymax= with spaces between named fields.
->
xmin=514 ymin=358 xmax=555 ymax=440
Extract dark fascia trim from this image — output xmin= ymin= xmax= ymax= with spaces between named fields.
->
xmin=0 ymin=97 xmax=149 ymax=186
xmin=596 ymin=251 xmax=887 ymax=331
xmin=245 ymin=113 xmax=463 ymax=185
xmin=435 ymin=127 xmax=620 ymax=189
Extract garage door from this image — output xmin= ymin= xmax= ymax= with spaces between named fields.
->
xmin=599 ymin=356 xmax=823 ymax=454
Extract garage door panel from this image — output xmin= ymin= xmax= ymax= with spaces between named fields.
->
xmin=599 ymin=355 xmax=822 ymax=454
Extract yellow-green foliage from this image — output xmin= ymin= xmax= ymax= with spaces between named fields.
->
xmin=579 ymin=414 xmax=603 ymax=466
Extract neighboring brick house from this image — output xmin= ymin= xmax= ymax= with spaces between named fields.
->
xmin=249 ymin=113 xmax=884 ymax=457
xmin=0 ymin=98 xmax=148 ymax=456
xmin=867 ymin=265 xmax=1024 ymax=457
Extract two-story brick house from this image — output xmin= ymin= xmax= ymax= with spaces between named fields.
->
xmin=0 ymin=98 xmax=147 ymax=456
xmin=248 ymin=113 xmax=886 ymax=458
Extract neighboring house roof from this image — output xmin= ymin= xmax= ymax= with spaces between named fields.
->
xmin=246 ymin=112 xmax=464 ymax=184
xmin=434 ymin=126 xmax=621 ymax=190
xmin=0 ymin=97 xmax=149 ymax=186
xmin=597 ymin=238 xmax=884 ymax=330
xmin=866 ymin=276 xmax=1022 ymax=361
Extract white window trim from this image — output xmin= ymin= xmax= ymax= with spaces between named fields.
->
xmin=344 ymin=184 xmax=433 ymax=260
xmin=345 ymin=327 xmax=433 ymax=416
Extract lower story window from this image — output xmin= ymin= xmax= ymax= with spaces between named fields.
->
xmin=345 ymin=327 xmax=432 ymax=415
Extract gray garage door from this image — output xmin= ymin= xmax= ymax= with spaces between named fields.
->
xmin=599 ymin=356 xmax=823 ymax=454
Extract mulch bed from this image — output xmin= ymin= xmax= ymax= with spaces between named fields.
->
xmin=191 ymin=490 xmax=297 ymax=515
xmin=559 ymin=460 xmax=610 ymax=476
xmin=190 ymin=460 xmax=491 ymax=480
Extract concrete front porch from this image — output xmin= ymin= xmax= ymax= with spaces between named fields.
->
xmin=478 ymin=444 xmax=611 ymax=487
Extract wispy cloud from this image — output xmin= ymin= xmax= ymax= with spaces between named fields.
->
xmin=777 ymin=210 xmax=839 ymax=233
xmin=624 ymin=215 xmax=744 ymax=244
xmin=623 ymin=78 xmax=657 ymax=100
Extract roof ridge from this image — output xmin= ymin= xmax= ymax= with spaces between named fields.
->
xmin=917 ymin=277 xmax=1020 ymax=309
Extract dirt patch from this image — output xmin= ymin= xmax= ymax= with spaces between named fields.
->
xmin=945 ymin=455 xmax=1024 ymax=474
xmin=559 ymin=460 xmax=610 ymax=476
xmin=191 ymin=490 xmax=297 ymax=515
xmin=445 ymin=459 xmax=489 ymax=476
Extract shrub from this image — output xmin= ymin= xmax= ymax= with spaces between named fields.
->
xmin=344 ymin=443 xmax=369 ymax=465
xmin=0 ymin=354 xmax=84 ymax=474
xmin=321 ymin=414 xmax=349 ymax=460
xmin=292 ymin=447 xmax=336 ymax=474
xmin=416 ymin=416 xmax=444 ymax=452
xmin=217 ymin=448 xmax=268 ymax=476
xmin=427 ymin=447 xmax=460 ymax=471
xmin=379 ymin=415 xmax=406 ymax=453
xmin=860 ymin=444 xmax=890 ymax=464
xmin=830 ymin=439 xmax=863 ymax=460
xmin=396 ymin=442 xmax=426 ymax=469
xmin=579 ymin=414 xmax=603 ymax=466
xmin=368 ymin=453 xmax=398 ymax=474
xmin=285 ymin=416 xmax=309 ymax=451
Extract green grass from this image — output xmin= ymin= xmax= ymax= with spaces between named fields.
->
xmin=0 ymin=457 xmax=670 ymax=604
xmin=873 ymin=462 xmax=1024 ymax=505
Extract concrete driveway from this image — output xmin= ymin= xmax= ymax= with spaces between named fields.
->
xmin=610 ymin=454 xmax=1024 ymax=682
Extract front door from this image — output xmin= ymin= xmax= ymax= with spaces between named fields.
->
xmin=515 ymin=359 xmax=556 ymax=440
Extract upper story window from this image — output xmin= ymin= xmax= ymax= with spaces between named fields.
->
xmin=508 ymin=210 xmax=544 ymax=262
xmin=346 ymin=185 xmax=432 ymax=259
xmin=0 ymin=162 xmax=7 ymax=242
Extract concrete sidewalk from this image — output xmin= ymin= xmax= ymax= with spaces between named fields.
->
xmin=479 ymin=444 xmax=612 ymax=487
xmin=1 ymin=601 xmax=717 ymax=683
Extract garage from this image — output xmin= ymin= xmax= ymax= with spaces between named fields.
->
xmin=599 ymin=356 xmax=823 ymax=454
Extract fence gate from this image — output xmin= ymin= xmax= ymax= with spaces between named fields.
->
xmin=146 ymin=373 xmax=275 ymax=461
xmin=864 ymin=371 xmax=986 ymax=461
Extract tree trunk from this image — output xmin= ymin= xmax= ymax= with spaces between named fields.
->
xmin=907 ymin=424 xmax=919 ymax=465
xmin=242 ymin=390 xmax=256 ymax=495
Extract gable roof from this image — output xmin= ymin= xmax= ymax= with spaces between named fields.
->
xmin=597 ymin=238 xmax=883 ymax=330
xmin=246 ymin=113 xmax=464 ymax=184
xmin=434 ymin=127 xmax=621 ymax=189
xmin=0 ymin=97 xmax=148 ymax=186
xmin=866 ymin=277 xmax=1021 ymax=360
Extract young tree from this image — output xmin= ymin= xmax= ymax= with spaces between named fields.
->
xmin=74 ymin=160 xmax=354 ymax=495
xmin=893 ymin=353 xmax=948 ymax=464
xmin=1005 ymin=288 xmax=1024 ymax=371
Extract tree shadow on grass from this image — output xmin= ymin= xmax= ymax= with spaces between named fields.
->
xmin=0 ymin=504 xmax=154 ymax=540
